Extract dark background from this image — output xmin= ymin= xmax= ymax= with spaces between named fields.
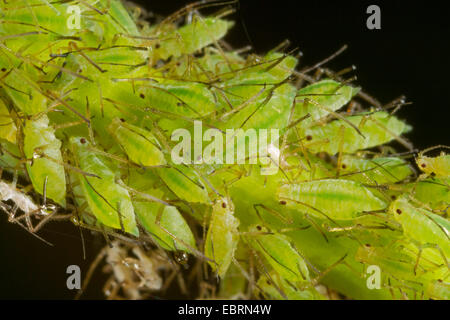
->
xmin=1 ymin=0 xmax=449 ymax=299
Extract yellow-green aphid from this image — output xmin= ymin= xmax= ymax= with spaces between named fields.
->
xmin=108 ymin=118 xmax=166 ymax=167
xmin=340 ymin=155 xmax=413 ymax=184
xmin=157 ymin=164 xmax=210 ymax=204
xmin=278 ymin=179 xmax=387 ymax=220
xmin=24 ymin=115 xmax=66 ymax=205
xmin=156 ymin=16 xmax=233 ymax=60
xmin=70 ymin=136 xmax=138 ymax=236
xmin=416 ymin=152 xmax=450 ymax=178
xmin=390 ymin=197 xmax=450 ymax=262
xmin=296 ymin=79 xmax=360 ymax=126
xmin=205 ymin=197 xmax=239 ymax=277
xmin=408 ymin=178 xmax=449 ymax=213
xmin=304 ymin=111 xmax=411 ymax=154
xmin=248 ymin=225 xmax=310 ymax=283
xmin=132 ymin=188 xmax=196 ymax=252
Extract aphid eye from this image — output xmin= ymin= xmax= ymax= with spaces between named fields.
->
xmin=420 ymin=163 xmax=427 ymax=168
xmin=306 ymin=135 xmax=313 ymax=141
xmin=341 ymin=164 xmax=347 ymax=169
xmin=1 ymin=68 xmax=6 ymax=72
xmin=256 ymin=225 xmax=262 ymax=231
xmin=154 ymin=43 xmax=161 ymax=49
xmin=177 ymin=102 xmax=183 ymax=107
xmin=365 ymin=244 xmax=371 ymax=248
xmin=279 ymin=200 xmax=287 ymax=205
xmin=139 ymin=93 xmax=145 ymax=99
xmin=266 ymin=280 xmax=271 ymax=285
xmin=120 ymin=118 xmax=125 ymax=122
xmin=80 ymin=138 xmax=86 ymax=144
xmin=396 ymin=209 xmax=402 ymax=215
xmin=221 ymin=202 xmax=227 ymax=208
xmin=391 ymin=195 xmax=397 ymax=200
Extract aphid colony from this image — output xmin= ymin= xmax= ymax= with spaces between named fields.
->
xmin=0 ymin=0 xmax=448 ymax=300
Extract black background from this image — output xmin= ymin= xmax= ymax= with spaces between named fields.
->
xmin=1 ymin=0 xmax=449 ymax=299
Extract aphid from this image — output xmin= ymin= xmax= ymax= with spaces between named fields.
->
xmin=70 ymin=136 xmax=139 ymax=236
xmin=204 ymin=197 xmax=239 ymax=277
xmin=157 ymin=164 xmax=210 ymax=204
xmin=389 ymin=197 xmax=450 ymax=267
xmin=407 ymin=178 xmax=449 ymax=213
xmin=339 ymin=155 xmax=413 ymax=185
xmin=303 ymin=111 xmax=411 ymax=155
xmin=416 ymin=146 xmax=450 ymax=178
xmin=278 ymin=179 xmax=387 ymax=220
xmin=108 ymin=118 xmax=166 ymax=167
xmin=155 ymin=16 xmax=233 ymax=60
xmin=23 ymin=115 xmax=66 ymax=205
xmin=132 ymin=188 xmax=197 ymax=253
xmin=295 ymin=79 xmax=360 ymax=126
xmin=246 ymin=224 xmax=310 ymax=283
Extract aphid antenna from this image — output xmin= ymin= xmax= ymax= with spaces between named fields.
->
xmin=418 ymin=145 xmax=450 ymax=157
xmin=299 ymin=45 xmax=348 ymax=75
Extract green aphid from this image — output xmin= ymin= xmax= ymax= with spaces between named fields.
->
xmin=157 ymin=164 xmax=210 ymax=204
xmin=108 ymin=117 xmax=166 ymax=167
xmin=416 ymin=152 xmax=450 ymax=178
xmin=70 ymin=136 xmax=139 ymax=236
xmin=205 ymin=197 xmax=239 ymax=277
xmin=408 ymin=178 xmax=449 ymax=213
xmin=278 ymin=179 xmax=387 ymax=220
xmin=156 ymin=16 xmax=233 ymax=60
xmin=132 ymin=188 xmax=196 ymax=253
xmin=296 ymin=79 xmax=360 ymax=126
xmin=339 ymin=155 xmax=413 ymax=185
xmin=304 ymin=111 xmax=411 ymax=154
xmin=0 ymin=68 xmax=47 ymax=115
xmin=390 ymin=197 xmax=450 ymax=261
xmin=248 ymin=224 xmax=310 ymax=283
xmin=24 ymin=115 xmax=66 ymax=205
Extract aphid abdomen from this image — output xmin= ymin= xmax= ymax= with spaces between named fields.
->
xmin=278 ymin=179 xmax=387 ymax=220
xmin=156 ymin=17 xmax=233 ymax=60
xmin=304 ymin=111 xmax=410 ymax=154
xmin=108 ymin=118 xmax=166 ymax=167
xmin=157 ymin=165 xmax=210 ymax=204
xmin=71 ymin=137 xmax=139 ymax=236
xmin=205 ymin=198 xmax=239 ymax=277
xmin=132 ymin=189 xmax=196 ymax=252
xmin=24 ymin=115 xmax=66 ymax=205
